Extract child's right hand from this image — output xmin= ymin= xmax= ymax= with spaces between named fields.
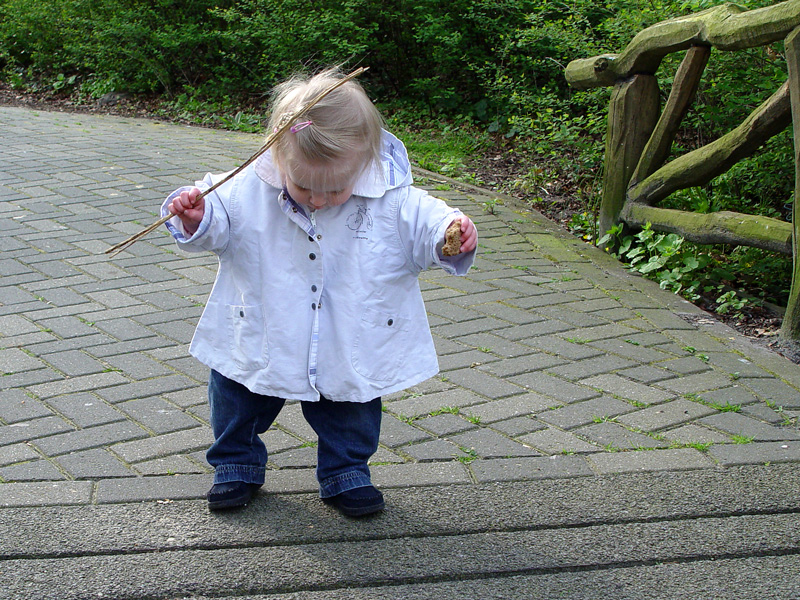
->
xmin=168 ymin=187 xmax=205 ymax=236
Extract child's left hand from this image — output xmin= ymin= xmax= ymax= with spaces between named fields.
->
xmin=455 ymin=216 xmax=477 ymax=254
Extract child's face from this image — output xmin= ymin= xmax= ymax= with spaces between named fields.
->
xmin=283 ymin=156 xmax=362 ymax=211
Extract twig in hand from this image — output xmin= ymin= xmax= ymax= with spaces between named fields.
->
xmin=104 ymin=66 xmax=368 ymax=257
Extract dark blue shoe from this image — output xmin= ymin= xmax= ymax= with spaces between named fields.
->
xmin=323 ymin=485 xmax=384 ymax=517
xmin=207 ymin=481 xmax=262 ymax=511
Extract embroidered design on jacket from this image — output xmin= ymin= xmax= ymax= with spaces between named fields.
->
xmin=346 ymin=203 xmax=373 ymax=235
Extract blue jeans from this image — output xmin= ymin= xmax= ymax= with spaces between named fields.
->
xmin=206 ymin=370 xmax=381 ymax=498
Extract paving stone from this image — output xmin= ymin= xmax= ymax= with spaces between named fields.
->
xmin=0 ymin=416 xmax=75 ymax=446
xmin=35 ymin=315 xmax=97 ymax=339
xmin=27 ymin=371 xmax=129 ymax=399
xmin=615 ymin=365 xmax=675 ymax=384
xmin=661 ymin=424 xmax=733 ymax=445
xmin=547 ymin=355 xmax=638 ymax=381
xmin=488 ymin=416 xmax=548 ymax=437
xmin=268 ymin=445 xmax=318 ymax=469
xmin=461 ymin=394 xmax=559 ymax=423
xmin=518 ymin=427 xmax=601 ymax=455
xmin=371 ymin=461 xmax=471 ymax=487
xmin=368 ymin=447 xmax=405 ymax=465
xmin=740 ymin=403 xmax=788 ymax=425
xmin=386 ymin=388 xmax=486 ymax=419
xmin=261 ymin=428 xmax=307 ymax=453
xmin=424 ymin=299 xmax=485 ymax=323
xmin=588 ymin=447 xmax=713 ymax=474
xmin=581 ymin=374 xmax=675 ymax=406
xmin=458 ymin=332 xmax=539 ymax=358
xmin=471 ymin=302 xmax=545 ymax=325
xmin=585 ymin=338 xmax=672 ymax=363
xmin=658 ymin=356 xmax=713 ymax=375
xmin=274 ymin=403 xmax=317 ymax=441
xmin=117 ymin=397 xmax=202 ymax=434
xmin=46 ymin=393 xmax=126 ymax=428
xmin=134 ymin=454 xmax=209 ymax=475
xmin=95 ymin=473 xmax=210 ymax=503
xmin=55 ymin=448 xmax=137 ymax=479
xmin=40 ymin=349 xmax=107 ymax=377
xmin=163 ymin=387 xmax=208 ymax=409
xmin=698 ymin=412 xmax=800 ymax=441
xmin=575 ymin=422 xmax=670 ymax=451
xmin=532 ymin=306 xmax=610 ymax=328
xmin=33 ymin=421 xmax=148 ymax=456
xmin=695 ymin=386 xmax=761 ymax=407
xmin=0 ymin=389 xmax=53 ymax=423
xmin=433 ymin=315 xmax=515 ymax=338
xmin=492 ymin=319 xmax=574 ymax=340
xmin=509 ymin=372 xmax=600 ymax=403
xmin=740 ymin=378 xmax=800 ymax=409
xmin=401 ymin=439 xmax=468 ymax=462
xmin=448 ymin=427 xmax=540 ymax=458
xmin=0 ymin=442 xmax=40 ymax=466
xmin=0 ymin=459 xmax=67 ymax=482
xmin=709 ymin=440 xmax=800 ymax=466
xmin=379 ymin=415 xmax=432 ymax=448
xmin=0 ymin=348 xmax=46 ymax=373
xmin=617 ymin=398 xmax=717 ymax=432
xmin=556 ymin=323 xmax=643 ymax=343
xmin=476 ymin=353 xmax=569 ymax=377
xmin=537 ymin=397 xmax=636 ymax=430
xmin=470 ymin=455 xmax=594 ymax=482
xmin=703 ymin=352 xmax=773 ymax=378
xmin=111 ymin=427 xmax=214 ymax=463
xmin=662 ymin=328 xmax=738 ymax=352
xmin=657 ymin=371 xmax=749 ymax=396
xmin=95 ymin=374 xmax=196 ymax=404
xmin=415 ymin=413 xmax=477 ymax=436
xmin=437 ymin=349 xmax=501 ymax=372
xmin=101 ymin=353 xmax=173 ymax=380
xmin=523 ymin=337 xmax=605 ymax=360
xmin=0 ymin=481 xmax=93 ymax=507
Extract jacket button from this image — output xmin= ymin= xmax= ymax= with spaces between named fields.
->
xmin=312 ymin=303 xmax=317 ymax=310
xmin=311 ymin=285 xmax=317 ymax=292
xmin=240 ymin=310 xmax=245 ymax=318
xmin=308 ymin=235 xmax=314 ymax=242
xmin=309 ymin=253 xmax=316 ymax=260
xmin=317 ymin=234 xmax=322 ymax=240
xmin=387 ymin=319 xmax=393 ymax=326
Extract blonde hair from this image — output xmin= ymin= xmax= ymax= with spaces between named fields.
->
xmin=268 ymin=67 xmax=384 ymax=187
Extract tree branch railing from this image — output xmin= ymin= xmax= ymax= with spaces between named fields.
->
xmin=564 ymin=0 xmax=800 ymax=340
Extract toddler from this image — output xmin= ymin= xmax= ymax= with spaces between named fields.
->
xmin=163 ymin=68 xmax=477 ymax=516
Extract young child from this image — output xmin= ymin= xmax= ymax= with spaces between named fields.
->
xmin=162 ymin=68 xmax=477 ymax=517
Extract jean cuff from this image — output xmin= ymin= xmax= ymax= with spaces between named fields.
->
xmin=318 ymin=470 xmax=373 ymax=498
xmin=213 ymin=464 xmax=266 ymax=485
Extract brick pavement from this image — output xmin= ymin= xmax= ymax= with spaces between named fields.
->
xmin=2 ymin=105 xmax=800 ymax=508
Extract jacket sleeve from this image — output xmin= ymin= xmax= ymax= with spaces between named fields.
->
xmin=160 ymin=172 xmax=232 ymax=255
xmin=396 ymin=187 xmax=476 ymax=275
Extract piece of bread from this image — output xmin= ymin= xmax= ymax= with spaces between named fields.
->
xmin=442 ymin=219 xmax=462 ymax=256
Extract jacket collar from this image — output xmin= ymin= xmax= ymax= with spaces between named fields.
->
xmin=253 ymin=130 xmax=413 ymax=198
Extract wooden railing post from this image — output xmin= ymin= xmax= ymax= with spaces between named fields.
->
xmin=781 ymin=25 xmax=800 ymax=340
xmin=599 ymin=74 xmax=660 ymax=241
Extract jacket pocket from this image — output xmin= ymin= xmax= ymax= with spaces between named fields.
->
xmin=227 ymin=304 xmax=269 ymax=370
xmin=352 ymin=307 xmax=410 ymax=382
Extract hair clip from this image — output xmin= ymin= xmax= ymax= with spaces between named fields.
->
xmin=290 ymin=120 xmax=313 ymax=133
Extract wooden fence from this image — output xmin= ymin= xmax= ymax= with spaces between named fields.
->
xmin=565 ymin=0 xmax=800 ymax=340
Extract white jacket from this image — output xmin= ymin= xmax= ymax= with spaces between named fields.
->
xmin=161 ymin=132 xmax=475 ymax=402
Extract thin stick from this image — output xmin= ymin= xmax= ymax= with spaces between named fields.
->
xmin=105 ymin=67 xmax=368 ymax=257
